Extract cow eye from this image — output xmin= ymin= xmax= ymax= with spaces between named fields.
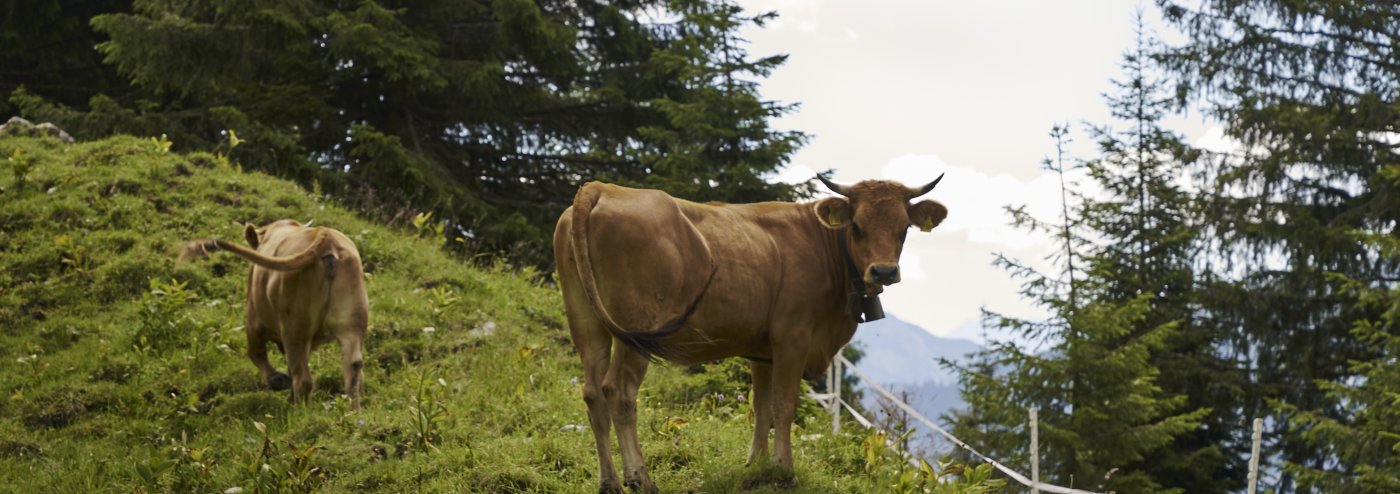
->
xmin=850 ymin=222 xmax=863 ymax=237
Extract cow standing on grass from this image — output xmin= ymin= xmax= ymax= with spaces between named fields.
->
xmin=179 ymin=220 xmax=369 ymax=409
xmin=554 ymin=176 xmax=947 ymax=493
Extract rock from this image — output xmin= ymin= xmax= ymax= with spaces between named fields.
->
xmin=467 ymin=321 xmax=497 ymax=338
xmin=0 ymin=116 xmax=75 ymax=143
xmin=35 ymin=123 xmax=74 ymax=143
xmin=0 ymin=117 xmax=35 ymax=137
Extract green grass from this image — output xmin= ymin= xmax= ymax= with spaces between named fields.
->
xmin=0 ymin=134 xmax=1003 ymax=493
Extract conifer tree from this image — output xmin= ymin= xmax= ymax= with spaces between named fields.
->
xmin=1080 ymin=17 xmax=1236 ymax=492
xmin=8 ymin=0 xmax=809 ymax=265
xmin=949 ymin=123 xmax=1204 ymax=493
xmin=0 ymin=0 xmax=131 ymax=116
xmin=1155 ymin=2 xmax=1400 ymax=488
xmin=1282 ymin=234 xmax=1400 ymax=492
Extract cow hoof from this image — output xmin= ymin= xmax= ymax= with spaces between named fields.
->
xmin=623 ymin=477 xmax=657 ymax=494
xmin=268 ymin=373 xmax=292 ymax=390
xmin=598 ymin=481 xmax=625 ymax=494
xmin=741 ymin=466 xmax=796 ymax=490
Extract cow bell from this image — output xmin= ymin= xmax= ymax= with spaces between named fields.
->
xmin=849 ymin=292 xmax=886 ymax=323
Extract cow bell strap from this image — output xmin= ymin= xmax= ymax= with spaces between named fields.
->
xmin=837 ymin=228 xmax=885 ymax=323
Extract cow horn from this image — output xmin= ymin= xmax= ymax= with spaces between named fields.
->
xmin=909 ymin=173 xmax=945 ymax=198
xmin=818 ymin=174 xmax=854 ymax=196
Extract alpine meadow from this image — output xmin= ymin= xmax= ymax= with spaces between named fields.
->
xmin=2 ymin=1 xmax=1399 ymax=493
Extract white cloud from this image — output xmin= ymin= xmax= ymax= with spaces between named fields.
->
xmin=1193 ymin=125 xmax=1238 ymax=154
xmin=770 ymin=163 xmax=818 ymax=185
xmin=882 ymin=155 xmax=1082 ymax=251
xmin=743 ymin=0 xmax=825 ymax=32
xmin=899 ymin=251 xmax=925 ymax=281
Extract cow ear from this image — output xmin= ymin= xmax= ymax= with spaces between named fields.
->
xmin=813 ymin=197 xmax=852 ymax=229
xmin=243 ymin=223 xmax=261 ymax=249
xmin=908 ymin=200 xmax=947 ymax=232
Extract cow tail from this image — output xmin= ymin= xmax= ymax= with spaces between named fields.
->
xmin=178 ymin=229 xmax=331 ymax=271
xmin=571 ymin=184 xmax=712 ymax=361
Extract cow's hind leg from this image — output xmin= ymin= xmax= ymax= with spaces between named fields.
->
xmin=284 ymin=337 xmax=314 ymax=404
xmin=606 ymin=342 xmax=655 ymax=493
xmin=247 ymin=326 xmax=290 ymax=390
xmin=748 ymin=360 xmax=774 ymax=465
xmin=578 ymin=334 xmax=620 ymax=493
xmin=565 ymin=301 xmax=621 ymax=492
xmin=330 ymin=287 xmax=369 ymax=410
xmin=337 ymin=333 xmax=364 ymax=409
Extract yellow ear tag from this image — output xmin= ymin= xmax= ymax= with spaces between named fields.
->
xmin=919 ymin=218 xmax=934 ymax=232
xmin=828 ymin=211 xmax=843 ymax=227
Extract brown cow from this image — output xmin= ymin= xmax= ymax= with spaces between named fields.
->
xmin=179 ymin=220 xmax=369 ymax=408
xmin=554 ymin=176 xmax=947 ymax=492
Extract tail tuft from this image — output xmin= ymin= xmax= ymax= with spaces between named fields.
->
xmin=176 ymin=240 xmax=220 ymax=265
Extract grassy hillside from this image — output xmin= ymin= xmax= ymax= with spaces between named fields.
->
xmin=0 ymin=134 xmax=1002 ymax=493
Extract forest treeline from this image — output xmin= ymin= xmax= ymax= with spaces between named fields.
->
xmin=1 ymin=0 xmax=811 ymax=264
xmin=949 ymin=3 xmax=1400 ymax=494
xmin=3 ymin=0 xmax=1397 ymax=493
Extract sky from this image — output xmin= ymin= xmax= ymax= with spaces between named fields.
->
xmin=736 ymin=0 xmax=1218 ymax=344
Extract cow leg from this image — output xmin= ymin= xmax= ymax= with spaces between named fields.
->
xmin=578 ymin=334 xmax=621 ymax=493
xmin=247 ymin=327 xmax=290 ymax=390
xmin=337 ymin=334 xmax=364 ymax=410
xmin=284 ymin=338 xmax=314 ymax=404
xmin=748 ymin=360 xmax=774 ymax=465
xmin=605 ymin=342 xmax=655 ymax=493
xmin=769 ymin=337 xmax=810 ymax=470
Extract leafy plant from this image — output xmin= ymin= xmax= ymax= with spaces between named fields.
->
xmin=410 ymin=211 xmax=447 ymax=245
xmin=9 ymin=146 xmax=33 ymax=190
xmin=406 ymin=368 xmax=450 ymax=453
xmin=132 ymin=278 xmax=198 ymax=353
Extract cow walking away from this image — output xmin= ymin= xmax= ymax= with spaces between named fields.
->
xmin=554 ymin=176 xmax=947 ymax=492
xmin=179 ymin=220 xmax=369 ymax=408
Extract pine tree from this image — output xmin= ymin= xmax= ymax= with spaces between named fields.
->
xmin=1155 ymin=2 xmax=1400 ymax=489
xmin=1282 ymin=234 xmax=1400 ymax=492
xmin=1080 ymin=16 xmax=1235 ymax=492
xmin=0 ymin=0 xmax=132 ymax=116
xmin=949 ymin=125 xmax=1204 ymax=493
xmin=8 ymin=0 xmax=809 ymax=265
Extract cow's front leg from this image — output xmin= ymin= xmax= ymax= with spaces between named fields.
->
xmin=748 ymin=360 xmax=774 ymax=464
xmin=605 ymin=341 xmax=656 ymax=493
xmin=769 ymin=336 xmax=810 ymax=471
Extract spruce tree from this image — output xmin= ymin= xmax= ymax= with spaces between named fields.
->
xmin=1282 ymin=236 xmax=1400 ymax=493
xmin=949 ymin=124 xmax=1204 ymax=494
xmin=1080 ymin=17 xmax=1235 ymax=492
xmin=1155 ymin=2 xmax=1400 ymax=489
xmin=9 ymin=0 xmax=809 ymax=265
xmin=0 ymin=0 xmax=132 ymax=116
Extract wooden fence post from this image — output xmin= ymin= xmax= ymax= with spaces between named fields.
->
xmin=831 ymin=353 xmax=842 ymax=434
xmin=1248 ymin=417 xmax=1262 ymax=494
xmin=1030 ymin=408 xmax=1040 ymax=494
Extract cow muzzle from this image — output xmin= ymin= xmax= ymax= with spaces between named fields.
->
xmin=867 ymin=263 xmax=901 ymax=286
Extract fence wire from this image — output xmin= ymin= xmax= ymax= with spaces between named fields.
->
xmin=834 ymin=355 xmax=1104 ymax=494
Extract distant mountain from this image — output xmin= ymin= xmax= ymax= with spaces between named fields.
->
xmin=849 ymin=314 xmax=981 ymax=386
xmin=845 ymin=314 xmax=982 ymax=455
